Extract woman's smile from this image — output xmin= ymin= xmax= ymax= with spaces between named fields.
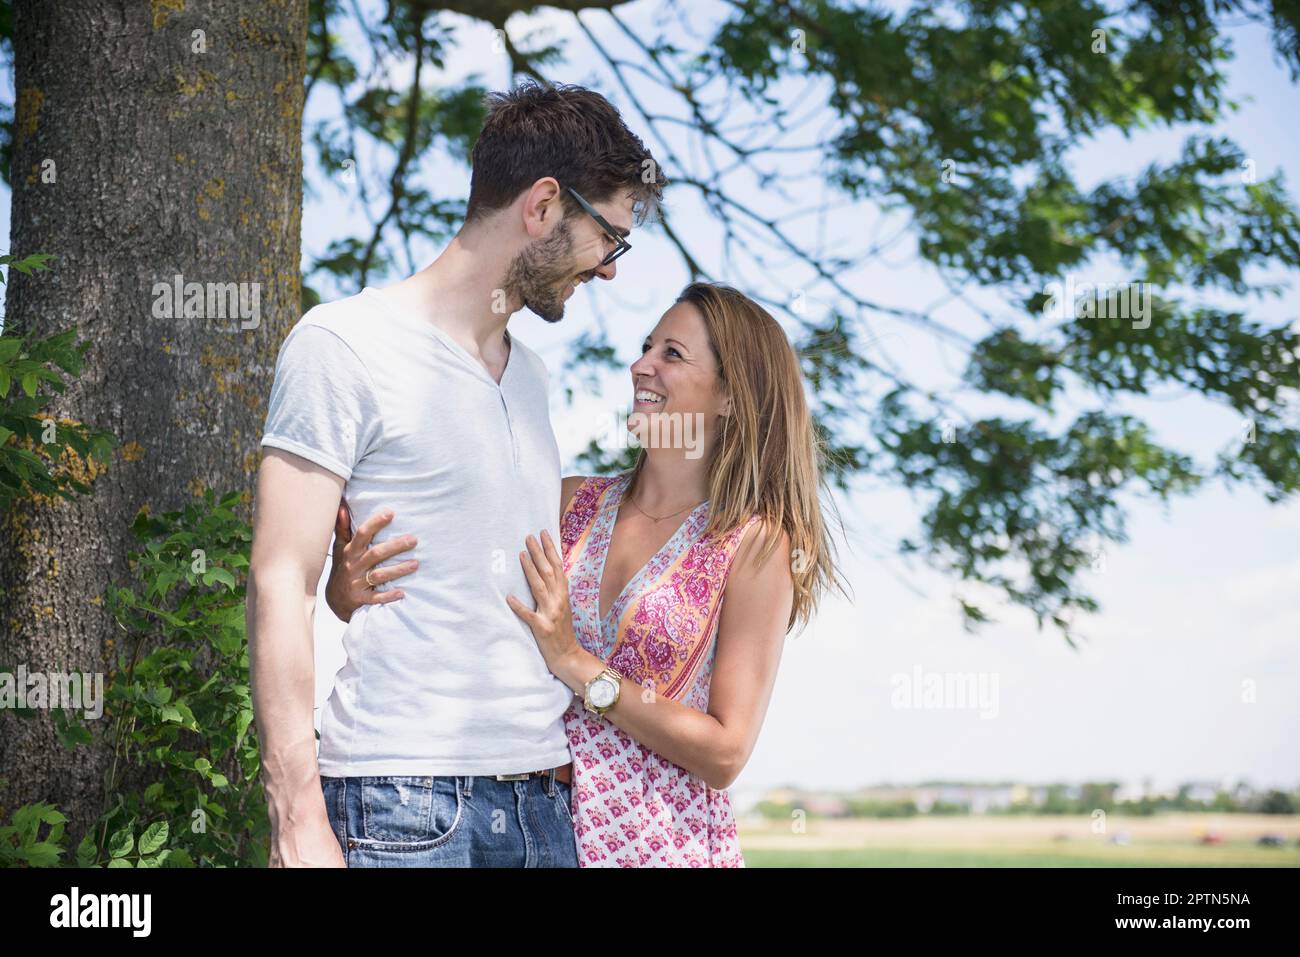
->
xmin=633 ymin=387 xmax=665 ymax=410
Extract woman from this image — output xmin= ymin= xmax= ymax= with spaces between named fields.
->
xmin=325 ymin=281 xmax=842 ymax=866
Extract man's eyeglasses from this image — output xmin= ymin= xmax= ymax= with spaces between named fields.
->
xmin=566 ymin=186 xmax=631 ymax=266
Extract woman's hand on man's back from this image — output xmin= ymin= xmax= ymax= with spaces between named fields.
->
xmin=324 ymin=501 xmax=418 ymax=621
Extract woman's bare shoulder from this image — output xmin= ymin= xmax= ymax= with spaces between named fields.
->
xmin=734 ymin=518 xmax=793 ymax=576
xmin=561 ymin=475 xmax=589 ymax=514
xmin=561 ymin=473 xmax=627 ymax=517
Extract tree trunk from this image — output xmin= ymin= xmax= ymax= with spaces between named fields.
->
xmin=0 ymin=0 xmax=307 ymax=841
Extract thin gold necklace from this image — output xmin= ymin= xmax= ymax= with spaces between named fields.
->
xmin=626 ymin=493 xmax=705 ymax=523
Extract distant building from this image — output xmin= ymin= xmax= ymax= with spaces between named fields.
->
xmin=1184 ymin=780 xmax=1224 ymax=804
xmin=1114 ymin=782 xmax=1146 ymax=803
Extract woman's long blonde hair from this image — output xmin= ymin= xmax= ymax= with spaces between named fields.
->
xmin=624 ymin=281 xmax=846 ymax=633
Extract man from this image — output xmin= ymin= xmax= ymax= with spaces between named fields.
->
xmin=247 ymin=80 xmax=665 ymax=867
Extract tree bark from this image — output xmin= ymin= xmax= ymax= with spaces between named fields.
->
xmin=0 ymin=0 xmax=307 ymax=841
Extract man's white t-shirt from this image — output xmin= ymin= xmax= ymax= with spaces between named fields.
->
xmin=260 ymin=286 xmax=572 ymax=776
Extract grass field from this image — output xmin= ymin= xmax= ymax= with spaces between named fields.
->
xmin=736 ymin=813 xmax=1300 ymax=867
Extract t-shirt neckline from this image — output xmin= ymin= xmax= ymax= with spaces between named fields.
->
xmin=361 ymin=285 xmax=513 ymax=389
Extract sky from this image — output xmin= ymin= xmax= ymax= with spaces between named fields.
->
xmin=3 ymin=2 xmax=1296 ymax=806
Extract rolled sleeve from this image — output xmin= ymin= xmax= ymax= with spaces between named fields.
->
xmin=260 ymin=322 xmax=383 ymax=480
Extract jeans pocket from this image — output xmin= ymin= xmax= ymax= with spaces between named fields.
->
xmin=320 ymin=777 xmax=346 ymax=849
xmin=359 ymin=776 xmax=461 ymax=850
xmin=556 ymin=781 xmax=575 ymax=827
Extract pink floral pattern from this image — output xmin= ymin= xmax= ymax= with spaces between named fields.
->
xmin=559 ymin=474 xmax=759 ymax=867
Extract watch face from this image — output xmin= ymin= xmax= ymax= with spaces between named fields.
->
xmin=590 ymin=677 xmax=617 ymax=708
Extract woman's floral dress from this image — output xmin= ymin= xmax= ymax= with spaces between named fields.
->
xmin=559 ymin=473 xmax=760 ymax=867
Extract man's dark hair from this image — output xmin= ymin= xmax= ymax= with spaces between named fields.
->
xmin=465 ymin=81 xmax=666 ymax=227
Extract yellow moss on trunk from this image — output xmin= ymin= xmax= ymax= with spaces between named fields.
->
xmin=152 ymin=0 xmax=186 ymax=30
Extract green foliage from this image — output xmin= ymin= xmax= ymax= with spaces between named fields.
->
xmin=1 ymin=251 xmax=261 ymax=866
xmin=78 ymin=820 xmax=178 ymax=869
xmin=0 ymin=802 xmax=69 ymax=867
xmin=303 ymin=3 xmax=483 ymax=284
xmin=556 ymin=329 xmax=621 ymax=403
xmin=0 ymin=253 xmax=117 ymax=510
xmin=8 ymin=489 xmax=265 ymax=868
xmin=694 ymin=0 xmax=1300 ymax=636
xmin=82 ymin=488 xmax=263 ymax=867
xmin=572 ymin=436 xmax=640 ymax=476
xmin=877 ymin=392 xmax=1203 ymax=644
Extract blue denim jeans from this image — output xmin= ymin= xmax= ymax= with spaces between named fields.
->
xmin=320 ymin=770 xmax=578 ymax=867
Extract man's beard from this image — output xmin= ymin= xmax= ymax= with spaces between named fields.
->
xmin=503 ymin=216 xmax=582 ymax=324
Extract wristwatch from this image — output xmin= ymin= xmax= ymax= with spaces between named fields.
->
xmin=583 ymin=666 xmax=623 ymax=716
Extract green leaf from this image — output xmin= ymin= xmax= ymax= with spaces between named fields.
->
xmin=22 ymin=842 xmax=63 ymax=867
xmin=138 ymin=821 xmax=168 ymax=855
xmin=173 ymin=700 xmax=198 ymax=730
xmin=76 ymin=832 xmax=98 ymax=867
xmin=107 ymin=827 xmax=134 ymax=858
xmin=162 ymin=847 xmax=195 ymax=868
xmin=54 ymin=720 xmax=93 ymax=749
xmin=206 ymin=567 xmax=237 ymax=590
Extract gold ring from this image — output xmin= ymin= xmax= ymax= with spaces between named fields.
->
xmin=364 ymin=568 xmax=377 ymax=588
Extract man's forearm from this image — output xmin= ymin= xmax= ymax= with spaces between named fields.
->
xmin=248 ymin=568 xmax=327 ymax=826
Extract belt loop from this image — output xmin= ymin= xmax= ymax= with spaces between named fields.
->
xmin=546 ymin=766 xmax=557 ymax=797
xmin=461 ymin=775 xmax=473 ymax=799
